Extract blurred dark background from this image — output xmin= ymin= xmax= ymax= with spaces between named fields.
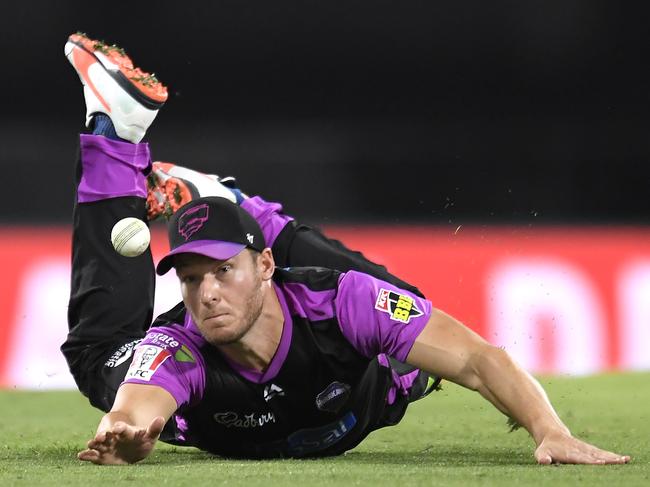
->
xmin=1 ymin=1 xmax=649 ymax=226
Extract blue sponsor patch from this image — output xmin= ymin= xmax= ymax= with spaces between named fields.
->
xmin=286 ymin=412 xmax=357 ymax=456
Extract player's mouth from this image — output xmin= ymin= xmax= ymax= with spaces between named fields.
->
xmin=202 ymin=312 xmax=229 ymax=325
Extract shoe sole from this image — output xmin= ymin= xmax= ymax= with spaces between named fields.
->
xmin=65 ymin=34 xmax=167 ymax=111
xmin=146 ymin=163 xmax=240 ymax=220
xmin=147 ymin=165 xmax=196 ymax=220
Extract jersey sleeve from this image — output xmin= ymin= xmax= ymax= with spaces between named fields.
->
xmin=121 ymin=326 xmax=206 ymax=409
xmin=240 ymin=196 xmax=294 ymax=247
xmin=335 ymin=271 xmax=432 ymax=361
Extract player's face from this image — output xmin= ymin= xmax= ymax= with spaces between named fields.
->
xmin=175 ymin=250 xmax=270 ymax=346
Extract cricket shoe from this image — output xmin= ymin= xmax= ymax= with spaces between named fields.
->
xmin=64 ymin=32 xmax=168 ymax=143
xmin=146 ymin=162 xmax=241 ymax=220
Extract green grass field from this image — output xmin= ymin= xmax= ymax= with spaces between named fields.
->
xmin=0 ymin=373 xmax=648 ymax=486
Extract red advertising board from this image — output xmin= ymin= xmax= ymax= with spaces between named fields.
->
xmin=1 ymin=225 xmax=649 ymax=389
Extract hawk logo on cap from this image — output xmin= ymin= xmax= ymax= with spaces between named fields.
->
xmin=178 ymin=204 xmax=210 ymax=241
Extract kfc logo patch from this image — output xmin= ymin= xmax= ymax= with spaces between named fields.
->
xmin=178 ymin=204 xmax=209 ymax=240
xmin=125 ymin=345 xmax=171 ymax=381
xmin=374 ymin=288 xmax=423 ymax=324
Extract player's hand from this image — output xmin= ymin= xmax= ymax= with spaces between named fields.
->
xmin=78 ymin=416 xmax=166 ymax=465
xmin=534 ymin=430 xmax=630 ymax=465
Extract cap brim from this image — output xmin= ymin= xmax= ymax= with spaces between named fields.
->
xmin=156 ymin=240 xmax=247 ymax=275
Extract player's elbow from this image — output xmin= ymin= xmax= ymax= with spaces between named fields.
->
xmin=462 ymin=344 xmax=514 ymax=391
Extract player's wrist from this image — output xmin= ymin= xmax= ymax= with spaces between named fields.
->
xmin=97 ymin=410 xmax=134 ymax=432
xmin=531 ymin=422 xmax=572 ymax=447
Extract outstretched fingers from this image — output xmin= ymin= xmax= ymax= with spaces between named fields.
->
xmin=146 ymin=416 xmax=166 ymax=440
xmin=78 ymin=448 xmax=99 ymax=462
xmin=85 ymin=429 xmax=113 ymax=453
xmin=78 ymin=422 xmax=140 ymax=465
xmin=584 ymin=445 xmax=630 ymax=465
xmin=535 ymin=435 xmax=630 ymax=465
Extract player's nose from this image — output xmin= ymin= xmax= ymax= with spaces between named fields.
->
xmin=199 ymin=275 xmax=221 ymax=304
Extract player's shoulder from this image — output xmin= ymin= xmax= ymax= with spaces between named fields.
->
xmin=136 ymin=323 xmax=205 ymax=370
xmin=274 ymin=267 xmax=386 ymax=296
xmin=274 ymin=266 xmax=343 ymax=291
xmin=336 ymin=270 xmax=428 ymax=316
xmin=145 ymin=303 xmax=203 ymax=351
xmin=337 ymin=269 xmax=386 ymax=293
xmin=151 ymin=301 xmax=187 ymax=328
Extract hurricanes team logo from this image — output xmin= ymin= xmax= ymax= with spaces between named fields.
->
xmin=178 ymin=204 xmax=209 ymax=240
xmin=375 ymin=288 xmax=423 ymax=324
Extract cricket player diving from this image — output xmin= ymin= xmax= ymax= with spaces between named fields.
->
xmin=61 ymin=32 xmax=630 ymax=466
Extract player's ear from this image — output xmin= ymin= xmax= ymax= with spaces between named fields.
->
xmin=258 ymin=248 xmax=275 ymax=280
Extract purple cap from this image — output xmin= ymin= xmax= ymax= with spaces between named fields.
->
xmin=156 ymin=197 xmax=266 ymax=275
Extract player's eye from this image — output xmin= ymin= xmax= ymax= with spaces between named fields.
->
xmin=179 ymin=274 xmax=198 ymax=284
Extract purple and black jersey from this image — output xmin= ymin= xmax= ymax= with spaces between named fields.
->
xmin=66 ymin=135 xmax=434 ymax=458
xmin=124 ymin=267 xmax=431 ymax=457
xmin=123 ymin=193 xmax=431 ymax=457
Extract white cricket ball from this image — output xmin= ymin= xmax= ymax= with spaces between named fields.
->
xmin=111 ymin=217 xmax=151 ymax=257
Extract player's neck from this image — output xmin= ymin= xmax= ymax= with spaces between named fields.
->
xmin=217 ymin=284 xmax=284 ymax=372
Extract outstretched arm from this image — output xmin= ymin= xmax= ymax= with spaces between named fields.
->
xmin=78 ymin=383 xmax=177 ymax=465
xmin=406 ymin=308 xmax=630 ymax=465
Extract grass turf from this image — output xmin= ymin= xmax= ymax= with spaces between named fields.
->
xmin=0 ymin=373 xmax=648 ymax=486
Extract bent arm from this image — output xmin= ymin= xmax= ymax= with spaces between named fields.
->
xmin=78 ymin=383 xmax=177 ymax=465
xmin=406 ymin=308 xmax=629 ymax=465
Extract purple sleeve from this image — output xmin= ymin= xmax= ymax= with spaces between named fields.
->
xmin=78 ymin=134 xmax=151 ymax=203
xmin=122 ymin=326 xmax=206 ymax=408
xmin=240 ymin=196 xmax=294 ymax=247
xmin=335 ymin=271 xmax=432 ymax=361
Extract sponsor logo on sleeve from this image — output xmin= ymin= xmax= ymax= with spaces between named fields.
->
xmin=125 ymin=345 xmax=171 ymax=381
xmin=374 ymin=288 xmax=423 ymax=324
xmin=174 ymin=344 xmax=195 ymax=363
xmin=315 ymin=382 xmax=351 ymax=413
xmin=146 ymin=332 xmax=180 ymax=348
xmin=104 ymin=338 xmax=142 ymax=368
